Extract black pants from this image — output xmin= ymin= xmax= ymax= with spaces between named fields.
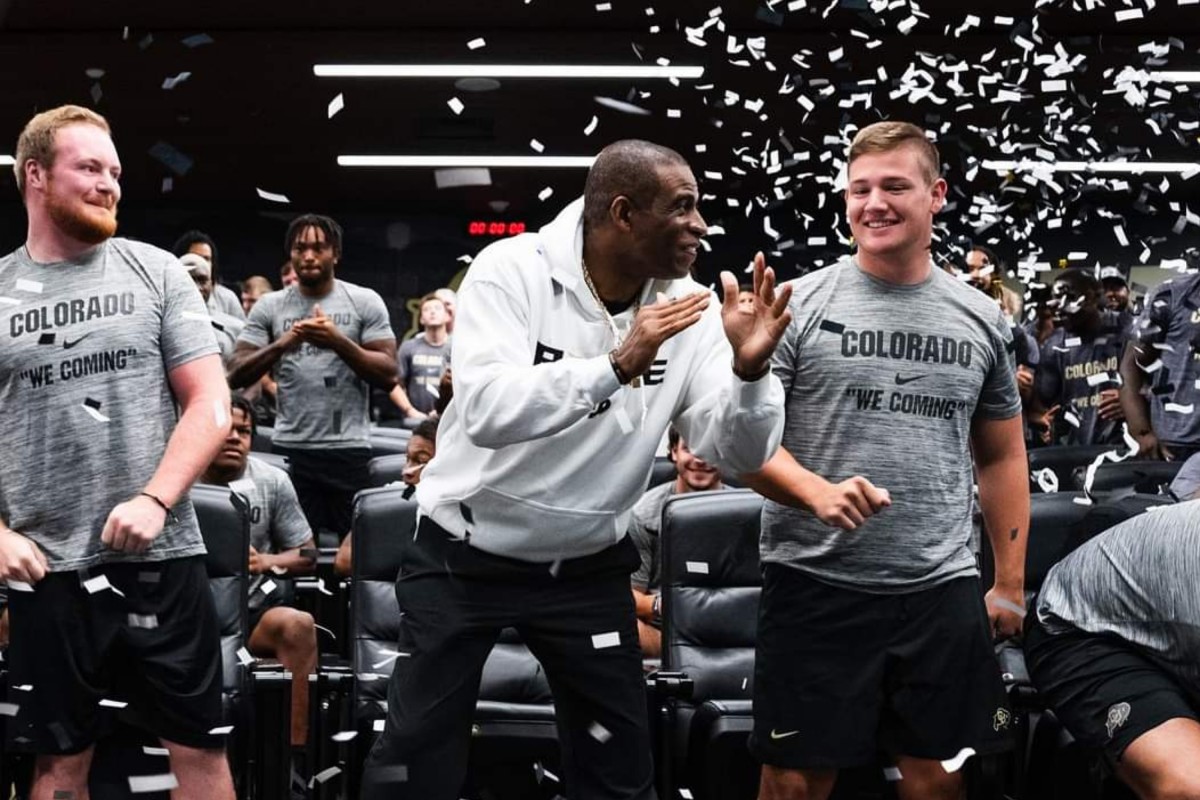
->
xmin=361 ymin=518 xmax=656 ymax=800
xmin=272 ymin=444 xmax=371 ymax=539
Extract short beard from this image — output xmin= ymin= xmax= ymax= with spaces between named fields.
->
xmin=46 ymin=192 xmax=117 ymax=245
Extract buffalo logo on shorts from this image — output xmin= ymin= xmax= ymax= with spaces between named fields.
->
xmin=1105 ymin=702 xmax=1131 ymax=739
xmin=992 ymin=708 xmax=1012 ymax=732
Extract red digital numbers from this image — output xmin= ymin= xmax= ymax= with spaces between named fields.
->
xmin=467 ymin=220 xmax=527 ymax=237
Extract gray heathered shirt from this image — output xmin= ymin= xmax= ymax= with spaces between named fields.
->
xmin=0 ymin=238 xmax=219 ymax=570
xmin=1129 ymin=273 xmax=1200 ymax=448
xmin=237 ymin=280 xmax=395 ymax=448
xmin=1036 ymin=501 xmax=1200 ymax=699
xmin=397 ymin=335 xmax=451 ymax=414
xmin=226 ymin=456 xmax=312 ymax=611
xmin=762 ymin=258 xmax=1021 ymax=592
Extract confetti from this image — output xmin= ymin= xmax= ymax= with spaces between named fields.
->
xmin=127 ymin=613 xmax=159 ymax=629
xmin=992 ymin=598 xmax=1026 ymax=618
xmin=538 ymin=187 xmax=554 ymax=202
xmin=309 ymin=766 xmax=342 ymax=787
xmin=529 ymin=138 xmax=545 ymax=153
xmin=236 ymin=647 xmax=254 ymax=666
xmin=331 ymin=730 xmax=358 ymax=742
xmin=583 ymin=115 xmax=599 ymax=135
xmin=685 ymin=561 xmax=710 ymax=574
xmin=181 ymin=33 xmax=214 ymax=48
xmin=941 ymin=746 xmax=976 ymax=773
xmin=1165 ymin=403 xmax=1195 ymax=414
xmin=255 ymin=188 xmax=291 ymax=204
xmin=15 ymin=279 xmax=43 ymax=293
xmin=207 ymin=725 xmax=234 ymax=735
xmin=128 ymin=774 xmax=178 ymax=793
xmin=327 ymin=93 xmax=345 ymax=118
xmin=883 ymin=766 xmax=903 ymax=781
xmin=447 ymin=97 xmax=464 ymax=115
xmin=259 ymin=579 xmax=277 ymax=596
xmin=161 ymin=72 xmax=191 ymax=90
xmin=591 ymin=631 xmax=621 ymax=649
xmin=1033 ymin=468 xmax=1059 ymax=494
xmin=83 ymin=574 xmax=124 ymax=596
xmin=467 ymin=37 xmax=486 ymax=50
xmin=588 ymin=722 xmax=612 ymax=743
xmin=143 ymin=746 xmax=170 ymax=756
xmin=7 ymin=580 xmax=34 ymax=592
xmin=0 ymin=703 xmax=19 ymax=717
xmin=99 ymin=699 xmax=128 ymax=709
xmin=593 ymin=96 xmax=651 ymax=115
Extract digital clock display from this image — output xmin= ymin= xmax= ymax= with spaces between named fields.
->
xmin=468 ymin=221 xmax=527 ymax=237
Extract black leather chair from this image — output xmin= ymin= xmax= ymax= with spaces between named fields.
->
xmin=366 ymin=454 xmax=407 ymax=488
xmin=1070 ymin=459 xmax=1182 ymax=494
xmin=649 ymin=456 xmax=675 ymax=489
xmin=252 ymin=424 xmax=274 ymax=453
xmin=249 ymin=450 xmax=291 ymax=475
xmin=659 ymin=490 xmax=762 ymax=800
xmin=344 ymin=487 xmax=557 ymax=798
xmin=368 ymin=426 xmax=412 ymax=458
xmin=1027 ymin=445 xmax=1124 ymax=493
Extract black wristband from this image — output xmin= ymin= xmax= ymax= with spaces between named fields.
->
xmin=139 ymin=492 xmax=177 ymax=523
xmin=609 ymin=349 xmax=633 ymax=385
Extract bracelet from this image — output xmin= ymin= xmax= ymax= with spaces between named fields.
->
xmin=651 ymin=593 xmax=662 ymax=622
xmin=732 ymin=361 xmax=771 ymax=382
xmin=608 ymin=349 xmax=633 ymax=385
xmin=139 ymin=492 xmax=178 ymax=524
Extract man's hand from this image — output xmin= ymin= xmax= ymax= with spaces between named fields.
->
xmin=101 ymin=495 xmax=167 ymax=554
xmin=1035 ymin=404 xmax=1060 ymax=445
xmin=984 ymin=584 xmax=1026 ymax=641
xmin=807 ymin=476 xmax=891 ymax=530
xmin=0 ymin=527 xmax=49 ymax=584
xmin=613 ymin=292 xmax=710 ymax=380
xmin=1097 ymin=389 xmax=1124 ymax=422
xmin=1134 ymin=430 xmax=1169 ymax=460
xmin=292 ymin=304 xmax=345 ymax=350
xmin=719 ymin=252 xmax=793 ymax=377
xmin=248 ymin=546 xmax=268 ymax=575
xmin=1016 ymin=365 xmax=1034 ymax=400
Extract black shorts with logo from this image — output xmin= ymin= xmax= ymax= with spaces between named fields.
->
xmin=5 ymin=556 xmax=225 ymax=754
xmin=750 ymin=564 xmax=1013 ymax=769
xmin=1024 ymin=618 xmax=1198 ymax=765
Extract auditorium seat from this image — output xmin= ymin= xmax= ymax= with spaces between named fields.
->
xmin=368 ymin=427 xmax=411 ymax=457
xmin=658 ymin=489 xmax=763 ymax=800
xmin=343 ymin=486 xmax=557 ymax=798
xmin=249 ymin=450 xmax=290 ymax=475
xmin=1027 ymin=445 xmax=1124 ymax=493
xmin=1070 ymin=459 xmax=1182 ymax=495
xmin=366 ymin=453 xmax=406 ymax=487
xmin=252 ymin=424 xmax=274 ymax=453
xmin=649 ymin=455 xmax=675 ymax=489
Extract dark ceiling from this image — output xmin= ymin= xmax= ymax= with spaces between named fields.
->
xmin=1 ymin=0 xmax=1199 ymax=272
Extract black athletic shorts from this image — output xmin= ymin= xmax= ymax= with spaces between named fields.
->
xmin=272 ymin=444 xmax=371 ymax=539
xmin=1025 ymin=618 xmax=1198 ymax=765
xmin=5 ymin=557 xmax=225 ymax=754
xmin=750 ymin=565 xmax=1013 ymax=769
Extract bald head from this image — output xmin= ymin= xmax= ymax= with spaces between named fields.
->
xmin=583 ymin=140 xmax=689 ymax=229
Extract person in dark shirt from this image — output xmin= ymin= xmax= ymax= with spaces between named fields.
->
xmin=1034 ymin=269 xmax=1130 ymax=446
xmin=1100 ymin=266 xmax=1131 ymax=313
xmin=1120 ymin=269 xmax=1200 ymax=461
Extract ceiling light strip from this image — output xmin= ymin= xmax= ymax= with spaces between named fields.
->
xmin=338 ymin=155 xmax=595 ymax=168
xmin=983 ymin=159 xmax=1200 ymax=174
xmin=314 ymin=64 xmax=704 ymax=80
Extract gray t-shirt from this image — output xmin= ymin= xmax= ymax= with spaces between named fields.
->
xmin=237 ymin=280 xmax=395 ymax=448
xmin=208 ymin=283 xmax=245 ymax=320
xmin=397 ymin=335 xmax=451 ymax=414
xmin=1129 ymin=273 xmax=1200 ymax=448
xmin=1036 ymin=501 xmax=1200 ymax=699
xmin=225 ymin=456 xmax=312 ymax=610
xmin=0 ymin=238 xmax=219 ymax=570
xmin=1035 ymin=311 xmax=1131 ymax=447
xmin=210 ymin=310 xmax=245 ymax=367
xmin=762 ymin=258 xmax=1021 ymax=591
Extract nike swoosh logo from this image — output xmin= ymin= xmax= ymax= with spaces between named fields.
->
xmin=63 ymin=333 xmax=93 ymax=350
xmin=894 ymin=373 xmax=928 ymax=386
xmin=769 ymin=729 xmax=800 ymax=740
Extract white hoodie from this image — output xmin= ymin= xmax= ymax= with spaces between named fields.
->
xmin=416 ymin=198 xmax=784 ymax=562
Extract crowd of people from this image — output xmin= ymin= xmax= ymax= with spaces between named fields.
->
xmin=1 ymin=102 xmax=1198 ymax=800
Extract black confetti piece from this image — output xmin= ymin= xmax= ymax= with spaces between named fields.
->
xmin=459 ymin=502 xmax=474 ymax=525
xmin=1152 ymin=384 xmax=1176 ymax=396
xmin=819 ymin=320 xmax=845 ymax=335
xmin=84 ymin=398 xmax=101 ymax=410
xmin=324 ymin=376 xmax=338 ymax=388
xmin=38 ymin=333 xmax=55 ymax=345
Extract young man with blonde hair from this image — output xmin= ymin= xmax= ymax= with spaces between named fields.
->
xmin=744 ymin=121 xmax=1029 ymax=800
xmin=390 ymin=292 xmax=452 ymax=421
xmin=0 ymin=105 xmax=234 ymax=799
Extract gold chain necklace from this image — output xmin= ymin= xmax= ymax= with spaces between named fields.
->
xmin=582 ymin=258 xmax=641 ymax=387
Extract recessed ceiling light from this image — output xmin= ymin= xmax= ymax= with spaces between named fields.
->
xmin=339 ymin=155 xmax=595 ymax=168
xmin=454 ymin=77 xmax=502 ymax=92
xmin=315 ymin=64 xmax=704 ymax=80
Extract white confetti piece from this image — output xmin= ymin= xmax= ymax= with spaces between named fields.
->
xmin=529 ymin=138 xmax=545 ymax=153
xmin=538 ymin=186 xmax=554 ymax=202
xmin=680 ymin=790 xmax=695 ymax=799
xmin=83 ymin=574 xmax=124 ymax=596
xmin=1041 ymin=80 xmax=1067 ymax=92
xmin=82 ymin=403 xmax=111 ymax=423
xmin=941 ymin=746 xmax=976 ymax=773
xmin=208 ymin=725 xmax=234 ymax=735
xmin=614 ymin=407 xmax=634 ymax=435
xmin=327 ymin=93 xmax=345 ymax=119
xmin=1033 ymin=468 xmax=1059 ymax=494
xmin=310 ymin=766 xmax=342 ymax=787
xmin=129 ymin=774 xmax=179 ymax=793
xmin=7 ymin=580 xmax=33 ymax=592
xmin=331 ymin=730 xmax=358 ymax=742
xmin=685 ymin=561 xmax=710 ymax=574
xmin=15 ymin=279 xmax=42 ymax=293
xmin=127 ymin=613 xmax=159 ymax=629
xmin=883 ymin=766 xmax=903 ymax=781
xmin=1165 ymin=403 xmax=1195 ymax=414
xmin=143 ymin=746 xmax=170 ymax=756
xmin=588 ymin=722 xmax=612 ymax=742
xmin=1073 ymin=496 xmax=1094 ymax=506
xmin=99 ymin=698 xmax=128 ymax=709
xmin=993 ymin=598 xmax=1026 ymax=618
xmin=667 ymin=108 xmax=681 ymax=118
xmin=161 ymin=72 xmax=191 ymax=90
xmin=1063 ymin=410 xmax=1081 ymax=428
xmin=181 ymin=310 xmax=211 ymax=322
xmin=583 ymin=115 xmax=599 ymax=135
xmin=447 ymin=97 xmax=464 ymax=115
xmin=595 ymin=1 xmax=612 ymax=9
xmin=12 ymin=685 xmax=32 ymax=692
xmin=256 ymin=188 xmax=291 ymax=204
xmin=372 ymin=649 xmax=410 ymax=669
xmin=0 ymin=703 xmax=19 ymax=717
xmin=1114 ymin=8 xmax=1144 ymax=21
xmin=594 ymin=96 xmax=651 ymax=115
xmin=0 ymin=297 xmax=19 ymax=306
xmin=467 ymin=37 xmax=486 ymax=50
xmin=591 ymin=631 xmax=621 ymax=649
xmin=1064 ymin=336 xmax=1082 ymax=347
xmin=236 ymin=647 xmax=254 ymax=666
xmin=259 ymin=579 xmax=277 ymax=596
xmin=269 ymin=565 xmax=288 ymax=576
xmin=1086 ymin=372 xmax=1112 ymax=387
xmin=373 ymin=718 xmax=386 ymax=732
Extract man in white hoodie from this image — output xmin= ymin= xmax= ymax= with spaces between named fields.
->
xmin=361 ymin=139 xmax=792 ymax=799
